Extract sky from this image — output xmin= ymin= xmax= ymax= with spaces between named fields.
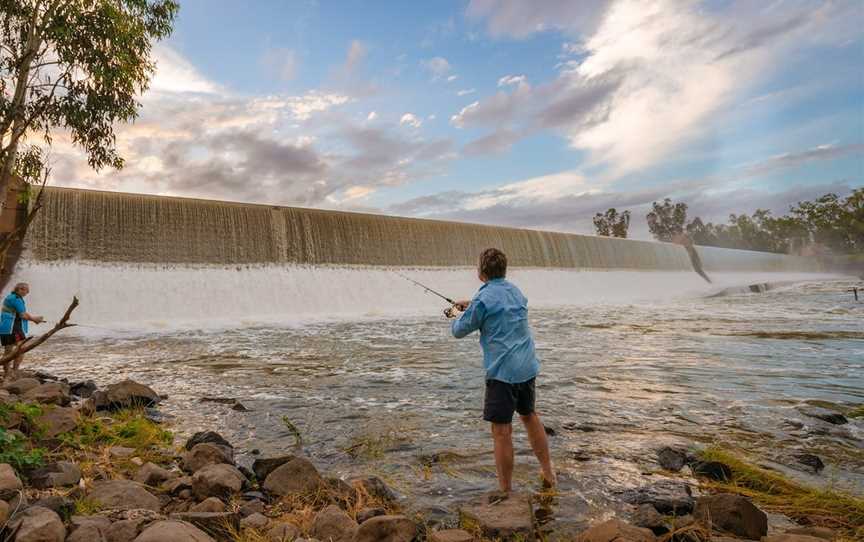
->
xmin=50 ymin=0 xmax=863 ymax=239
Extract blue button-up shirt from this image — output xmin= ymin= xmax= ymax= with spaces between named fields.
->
xmin=451 ymin=278 xmax=540 ymax=384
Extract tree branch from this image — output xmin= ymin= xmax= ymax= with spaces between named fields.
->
xmin=0 ymin=296 xmax=78 ymax=366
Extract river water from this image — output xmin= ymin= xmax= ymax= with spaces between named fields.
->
xmin=24 ymin=276 xmax=863 ymax=534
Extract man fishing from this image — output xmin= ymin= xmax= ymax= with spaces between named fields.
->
xmin=446 ymin=248 xmax=555 ymax=494
xmin=1 ymin=282 xmax=44 ymax=379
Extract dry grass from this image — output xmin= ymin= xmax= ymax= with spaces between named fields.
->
xmin=699 ymin=447 xmax=864 ymax=541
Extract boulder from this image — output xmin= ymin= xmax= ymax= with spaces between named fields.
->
xmin=349 ymin=475 xmax=397 ymax=503
xmin=2 ymin=377 xmax=39 ymax=395
xmin=692 ymin=460 xmax=732 ymax=481
xmin=460 ymin=492 xmax=534 ymax=540
xmin=22 ymin=382 xmax=70 ymax=406
xmin=251 ymin=455 xmax=294 ymax=481
xmin=169 ymin=511 xmax=239 ymax=540
xmin=240 ymin=512 xmax=270 ymax=530
xmin=618 ymin=480 xmax=694 ymax=514
xmin=67 ymin=516 xmax=110 ymax=542
xmin=310 ymin=505 xmax=358 ymax=542
xmin=694 ymin=493 xmax=767 ymax=540
xmin=106 ymin=518 xmax=150 ymax=542
xmin=0 ymin=462 xmax=23 ymax=500
xmin=763 ymin=536 xmax=826 ymax=542
xmin=106 ymin=379 xmax=160 ymax=408
xmin=190 ymin=497 xmax=225 ymax=513
xmin=657 ymin=447 xmax=688 ymax=472
xmin=266 ymin=522 xmax=301 ymax=542
xmin=192 ymin=463 xmax=245 ymax=500
xmin=7 ymin=506 xmax=66 ymax=542
xmin=109 ymin=446 xmax=136 ymax=458
xmin=429 ymin=530 xmax=474 ymax=542
xmin=783 ymin=526 xmax=836 ymax=540
xmin=354 ymin=515 xmax=416 ymax=542
xmin=184 ymin=431 xmax=232 ymax=451
xmin=28 ymin=460 xmax=81 ymax=489
xmin=576 ymin=519 xmax=655 ymax=542
xmin=87 ymin=480 xmax=161 ymax=512
xmin=31 ymin=495 xmax=75 ymax=517
xmin=34 ymin=406 xmax=79 ymax=438
xmin=326 ymin=477 xmax=356 ymax=505
xmin=801 ymin=408 xmax=848 ymax=425
xmin=134 ymin=462 xmax=176 ymax=486
xmin=356 ymin=506 xmax=386 ymax=524
xmin=262 ymin=457 xmax=325 ymax=497
xmin=238 ymin=499 xmax=264 ymax=517
xmin=793 ymin=454 xmax=825 ymax=474
xmin=0 ymin=499 xmax=8 ymax=527
xmin=162 ymin=476 xmax=193 ymax=495
xmin=631 ymin=503 xmax=667 ymax=535
xmin=70 ymin=380 xmax=98 ymax=398
xmin=182 ymin=443 xmax=234 ymax=473
xmin=133 ymin=520 xmax=215 ymax=542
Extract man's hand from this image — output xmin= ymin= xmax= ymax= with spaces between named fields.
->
xmin=444 ymin=306 xmax=463 ymax=319
xmin=454 ymin=299 xmax=471 ymax=311
xmin=32 ymin=316 xmax=45 ymax=324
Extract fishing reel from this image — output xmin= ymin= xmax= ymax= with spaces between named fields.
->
xmin=444 ymin=305 xmax=463 ymax=319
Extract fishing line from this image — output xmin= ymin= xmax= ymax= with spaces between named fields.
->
xmin=392 ymin=271 xmax=456 ymax=305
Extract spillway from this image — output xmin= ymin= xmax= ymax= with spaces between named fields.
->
xmin=9 ymin=187 xmax=841 ymax=328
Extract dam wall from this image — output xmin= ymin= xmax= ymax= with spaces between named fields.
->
xmin=20 ymin=187 xmax=824 ymax=272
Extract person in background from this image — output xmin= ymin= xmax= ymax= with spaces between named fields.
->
xmin=446 ymin=248 xmax=555 ymax=494
xmin=1 ymin=282 xmax=44 ymax=379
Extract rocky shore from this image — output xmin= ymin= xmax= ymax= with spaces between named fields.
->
xmin=0 ymin=371 xmax=859 ymax=542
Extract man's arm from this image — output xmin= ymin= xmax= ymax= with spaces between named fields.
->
xmin=21 ymin=312 xmax=44 ymax=324
xmin=451 ymin=298 xmax=485 ymax=338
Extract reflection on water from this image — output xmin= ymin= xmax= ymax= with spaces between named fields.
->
xmin=27 ymin=279 xmax=864 ymax=528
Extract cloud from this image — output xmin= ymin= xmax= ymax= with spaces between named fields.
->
xmin=741 ymin=143 xmax=864 ymax=177
xmin=366 ymin=111 xmax=378 ymax=121
xmin=463 ymin=129 xmax=521 ymax=156
xmin=344 ymin=40 xmax=368 ymax=73
xmin=466 ymin=0 xmax=612 ymax=38
xmin=400 ymin=113 xmax=423 ymax=128
xmin=457 ymin=88 xmax=476 ymax=96
xmin=261 ymin=47 xmax=298 ymax=81
xmin=422 ymin=56 xmax=452 ymax=79
xmin=497 ymin=74 xmax=526 ymax=87
xmin=447 ymin=75 xmax=458 ymax=82
xmin=150 ymin=45 xmax=220 ymax=94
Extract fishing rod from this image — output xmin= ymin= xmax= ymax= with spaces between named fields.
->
xmin=393 ymin=271 xmax=456 ymax=305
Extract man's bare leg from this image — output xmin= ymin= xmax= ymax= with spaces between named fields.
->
xmin=520 ymin=412 xmax=556 ymax=487
xmin=12 ymin=352 xmax=23 ymax=371
xmin=491 ymin=422 xmax=514 ymax=493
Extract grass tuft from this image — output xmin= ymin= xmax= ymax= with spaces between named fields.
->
xmin=699 ymin=447 xmax=864 ymax=541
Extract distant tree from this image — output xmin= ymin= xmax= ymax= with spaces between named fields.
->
xmin=593 ymin=208 xmax=631 ymax=238
xmin=647 ymin=198 xmax=688 ymax=242
xmin=0 ymin=0 xmax=179 ymax=227
xmin=791 ymin=190 xmax=864 ymax=253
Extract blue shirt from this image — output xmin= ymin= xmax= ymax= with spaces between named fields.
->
xmin=0 ymin=292 xmax=27 ymax=335
xmin=451 ymin=278 xmax=540 ymax=384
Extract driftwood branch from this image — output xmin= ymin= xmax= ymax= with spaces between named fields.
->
xmin=0 ymin=296 xmax=78 ymax=366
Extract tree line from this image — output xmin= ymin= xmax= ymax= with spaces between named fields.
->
xmin=593 ymin=189 xmax=863 ymax=255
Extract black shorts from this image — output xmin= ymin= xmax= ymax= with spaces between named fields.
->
xmin=483 ymin=378 xmax=536 ymax=424
xmin=0 ymin=332 xmax=23 ymax=346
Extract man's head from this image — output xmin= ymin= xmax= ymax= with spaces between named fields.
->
xmin=478 ymin=248 xmax=507 ymax=282
xmin=13 ymin=282 xmax=29 ymax=297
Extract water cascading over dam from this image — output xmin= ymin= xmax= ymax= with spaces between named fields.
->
xmin=9 ymin=186 xmax=836 ymax=328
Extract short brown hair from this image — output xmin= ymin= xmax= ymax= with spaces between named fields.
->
xmin=479 ymin=248 xmax=507 ymax=279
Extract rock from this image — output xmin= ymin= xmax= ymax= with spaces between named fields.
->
xmin=67 ymin=516 xmax=110 ymax=542
xmin=182 ymin=443 xmax=234 ymax=473
xmin=238 ymin=499 xmax=264 ymax=517
xmin=28 ymin=460 xmax=81 ymax=489
xmin=251 ymin=455 xmax=294 ymax=481
xmin=70 ymin=380 xmax=97 ymax=398
xmin=190 ymin=497 xmax=225 ymax=513
xmin=22 ymin=382 xmax=70 ymax=405
xmin=130 ymin=457 xmax=144 ymax=466
xmin=133 ymin=520 xmax=215 ymax=542
xmin=134 ymin=462 xmax=176 ymax=486
xmin=429 ymin=529 xmax=474 ymax=542
xmin=108 ymin=446 xmax=136 ymax=458
xmin=0 ymin=499 xmax=7 ymax=526
xmin=763 ymin=536 xmax=826 ymax=542
xmin=192 ymin=463 xmax=245 ymax=500
xmin=0 ymin=462 xmax=23 ymax=499
xmin=162 ymin=476 xmax=193 ymax=495
xmin=631 ymin=503 xmax=667 ymax=535
xmin=694 ymin=493 xmax=767 ymax=540
xmin=184 ymin=431 xmax=232 ymax=451
xmin=326 ymin=477 xmax=356 ymax=505
xmin=310 ymin=505 xmax=358 ymax=542
xmin=460 ymin=492 xmax=534 ymax=540
xmin=95 ymin=379 xmax=160 ymax=410
xmin=793 ymin=453 xmax=825 ymax=474
xmin=34 ymin=406 xmax=79 ymax=438
xmin=266 ymin=522 xmax=301 ymax=542
xmin=657 ymin=447 xmax=688 ymax=472
xmin=2 ymin=377 xmax=39 ymax=395
xmin=356 ymin=507 xmax=386 ymax=524
xmin=241 ymin=512 xmax=270 ymax=530
xmin=618 ymin=480 xmax=694 ymax=514
xmin=242 ymin=490 xmax=266 ymax=501
xmin=784 ymin=526 xmax=836 ymax=540
xmin=562 ymin=422 xmax=597 ymax=432
xmin=262 ymin=457 xmax=325 ymax=497
xmin=87 ymin=480 xmax=161 ymax=512
xmin=801 ymin=408 xmax=848 ymax=425
xmin=575 ymin=518 xmax=654 ymax=542
xmin=170 ymin=512 xmax=239 ymax=540
xmin=349 ymin=475 xmax=397 ymax=503
xmin=178 ymin=489 xmax=193 ymax=500
xmin=354 ymin=515 xmax=416 ymax=542
xmin=692 ymin=460 xmax=732 ymax=481
xmin=32 ymin=495 xmax=75 ymax=518
xmin=7 ymin=506 xmax=66 ymax=542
